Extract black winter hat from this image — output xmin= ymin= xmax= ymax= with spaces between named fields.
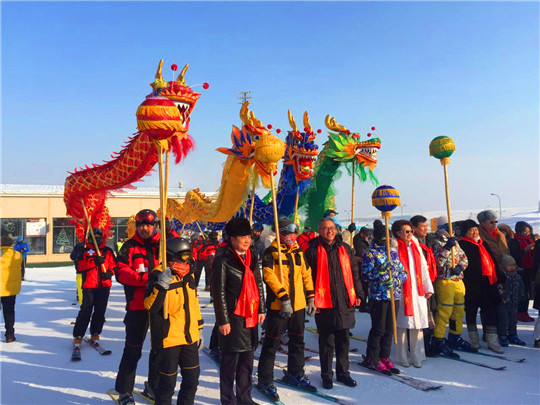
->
xmin=460 ymin=219 xmax=479 ymax=237
xmin=166 ymin=237 xmax=192 ymax=262
xmin=225 ymin=217 xmax=251 ymax=237
xmin=373 ymin=220 xmax=386 ymax=241
xmin=272 ymin=216 xmax=299 ymax=235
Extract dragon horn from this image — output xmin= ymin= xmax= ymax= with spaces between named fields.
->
xmin=325 ymin=115 xmax=349 ymax=133
xmin=240 ymin=102 xmax=252 ymax=126
xmin=288 ymin=110 xmax=298 ymax=132
xmin=177 ymin=64 xmax=189 ymax=84
xmin=155 ymin=59 xmax=164 ymax=82
xmin=303 ymin=111 xmax=313 ymax=133
xmin=250 ymin=111 xmax=263 ymax=128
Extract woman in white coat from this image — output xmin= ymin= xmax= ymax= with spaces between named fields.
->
xmin=391 ymin=220 xmax=434 ymax=368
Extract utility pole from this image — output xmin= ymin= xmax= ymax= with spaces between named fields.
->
xmin=490 ymin=193 xmax=502 ymax=219
xmin=238 ymin=91 xmax=252 ymax=104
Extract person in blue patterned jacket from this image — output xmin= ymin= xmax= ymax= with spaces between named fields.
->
xmin=361 ymin=221 xmax=407 ymax=374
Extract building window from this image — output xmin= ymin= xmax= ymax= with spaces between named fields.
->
xmin=1 ymin=218 xmax=47 ymax=255
xmin=109 ymin=217 xmax=130 ymax=250
xmin=53 ymin=218 xmax=78 ymax=254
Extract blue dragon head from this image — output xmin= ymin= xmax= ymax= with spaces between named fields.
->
xmin=284 ymin=111 xmax=319 ymax=182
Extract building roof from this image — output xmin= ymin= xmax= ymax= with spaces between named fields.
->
xmin=0 ymin=184 xmax=218 ymax=199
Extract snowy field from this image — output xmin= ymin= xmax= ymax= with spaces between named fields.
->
xmin=1 ymin=265 xmax=539 ymax=405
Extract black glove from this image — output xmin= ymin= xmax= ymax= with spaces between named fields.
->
xmin=444 ymin=237 xmax=457 ymax=250
xmin=94 ymin=255 xmax=105 ymax=266
xmin=102 ymin=270 xmax=113 ymax=280
xmin=348 ymin=223 xmax=356 ymax=232
xmin=451 ymin=265 xmax=464 ymax=277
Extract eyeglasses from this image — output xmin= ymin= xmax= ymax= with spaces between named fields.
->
xmin=319 ymin=227 xmax=337 ymax=232
xmin=136 ymin=211 xmax=156 ymax=224
xmin=400 ymin=229 xmax=413 ymax=234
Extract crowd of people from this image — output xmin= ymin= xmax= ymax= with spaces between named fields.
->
xmin=1 ymin=208 xmax=539 ymax=405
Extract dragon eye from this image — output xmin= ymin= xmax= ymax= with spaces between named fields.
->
xmin=294 ymin=139 xmax=301 ymax=146
xmin=252 ymin=135 xmax=260 ymax=142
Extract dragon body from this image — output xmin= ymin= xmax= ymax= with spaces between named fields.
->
xmin=167 ymin=102 xmax=285 ymax=226
xmin=64 ymin=61 xmax=201 ymax=240
xmin=301 ymin=115 xmax=381 ymax=230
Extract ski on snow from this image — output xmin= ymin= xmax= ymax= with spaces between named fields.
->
xmin=107 ymin=389 xmax=121 ymax=404
xmin=353 ymin=361 xmax=442 ymax=391
xmin=71 ymin=345 xmax=81 ymax=361
xmin=274 ymin=375 xmax=355 ymax=405
xmin=439 ymin=353 xmax=506 ymax=370
xmin=134 ymin=390 xmax=154 ymax=403
xmin=454 ymin=348 xmax=525 ymax=363
xmin=83 ymin=336 xmax=112 ymax=355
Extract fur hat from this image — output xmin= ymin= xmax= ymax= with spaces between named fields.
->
xmin=460 ymin=219 xmax=479 ymax=236
xmin=500 ymin=255 xmax=516 ymax=268
xmin=436 ymin=216 xmax=449 ymax=229
xmin=477 ymin=210 xmax=497 ymax=223
xmin=225 ymin=217 xmax=251 ymax=237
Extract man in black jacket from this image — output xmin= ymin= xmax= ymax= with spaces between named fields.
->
xmin=212 ymin=218 xmax=265 ymax=405
xmin=304 ymin=218 xmax=364 ymax=390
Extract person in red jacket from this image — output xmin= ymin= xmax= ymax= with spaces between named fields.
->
xmin=196 ymin=231 xmax=219 ymax=291
xmin=114 ymin=209 xmax=161 ymax=405
xmin=297 ymin=226 xmax=317 ymax=253
xmin=72 ymin=228 xmax=115 ymax=347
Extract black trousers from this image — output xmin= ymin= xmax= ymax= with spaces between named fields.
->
xmin=258 ymin=309 xmax=306 ymax=384
xmin=21 ymin=258 xmax=26 ymax=280
xmin=194 ymin=259 xmax=212 ymax=288
xmin=366 ymin=300 xmax=399 ymax=364
xmin=465 ymin=295 xmax=498 ymax=332
xmin=518 ymin=268 xmax=533 ymax=313
xmin=209 ymin=323 xmax=219 ymax=351
xmin=497 ymin=303 xmax=518 ymax=338
xmin=115 ymin=310 xmax=158 ymax=394
xmin=73 ymin=287 xmax=110 ymax=337
xmin=155 ymin=343 xmax=200 ymax=405
xmin=1 ymin=295 xmax=16 ymax=336
xmin=220 ymin=350 xmax=254 ymax=405
xmin=318 ymin=327 xmax=350 ymax=380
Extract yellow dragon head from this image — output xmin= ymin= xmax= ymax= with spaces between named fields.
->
xmin=217 ymin=102 xmax=285 ymax=188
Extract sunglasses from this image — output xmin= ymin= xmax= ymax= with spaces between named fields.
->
xmin=136 ymin=211 xmax=156 ymax=224
xmin=401 ymin=229 xmax=413 ymax=234
xmin=489 ymin=221 xmax=498 ymax=224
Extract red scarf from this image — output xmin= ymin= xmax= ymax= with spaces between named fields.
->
xmin=314 ymin=242 xmax=356 ymax=308
xmin=514 ymin=234 xmax=533 ymax=269
xmin=461 ymin=237 xmax=497 ymax=285
xmin=487 ymin=227 xmax=498 ymax=240
xmin=397 ymin=239 xmax=425 ymax=316
xmin=419 ymin=243 xmax=437 ymax=283
xmin=233 ymin=249 xmax=259 ymax=328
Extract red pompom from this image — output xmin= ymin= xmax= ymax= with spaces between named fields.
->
xmin=317 ymin=129 xmax=322 ymax=134
xmin=171 ymin=64 xmax=178 ymax=71
xmin=276 ymin=129 xmax=281 ymax=134
xmin=304 ymin=127 xmax=309 ymax=132
xmin=267 ymin=124 xmax=273 ymax=129
xmin=367 ymin=133 xmax=372 ymax=137
xmin=203 ymin=82 xmax=209 ymax=89
xmin=371 ymin=126 xmax=376 ymax=130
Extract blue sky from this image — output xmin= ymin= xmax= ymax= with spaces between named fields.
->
xmin=2 ymin=1 xmax=539 ymax=219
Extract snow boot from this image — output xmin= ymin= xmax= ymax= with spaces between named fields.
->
xmin=467 ymin=329 xmax=480 ymax=349
xmin=118 ymin=393 xmax=135 ymax=405
xmin=431 ymin=337 xmax=459 ymax=358
xmin=517 ymin=312 xmax=535 ymax=322
xmin=282 ymin=371 xmax=317 ymax=392
xmin=486 ymin=332 xmax=504 ymax=354
xmin=508 ymin=334 xmax=526 ymax=346
xmin=141 ymin=381 xmax=156 ymax=401
xmin=5 ymin=334 xmax=16 ymax=343
xmin=534 ymin=339 xmax=540 ymax=349
xmin=448 ymin=333 xmax=477 ymax=352
xmin=73 ymin=337 xmax=82 ymax=347
xmin=256 ymin=382 xmax=280 ymax=401
xmin=499 ymin=337 xmax=509 ymax=347
xmin=90 ymin=334 xmax=100 ymax=342
xmin=380 ymin=358 xmax=400 ymax=374
xmin=363 ymin=357 xmax=391 ymax=375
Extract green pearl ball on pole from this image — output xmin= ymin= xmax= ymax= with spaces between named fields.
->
xmin=429 ymin=135 xmax=455 ymax=164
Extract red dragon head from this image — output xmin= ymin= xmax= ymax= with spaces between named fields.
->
xmin=285 ymin=110 xmax=319 ymax=181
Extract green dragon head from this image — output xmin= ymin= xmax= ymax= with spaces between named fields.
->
xmin=324 ymin=115 xmax=380 ymax=183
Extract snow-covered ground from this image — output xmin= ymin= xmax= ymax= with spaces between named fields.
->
xmin=1 ymin=265 xmax=539 ymax=405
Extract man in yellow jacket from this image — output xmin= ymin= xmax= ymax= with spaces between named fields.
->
xmin=256 ymin=217 xmax=316 ymax=401
xmin=1 ymin=236 xmax=23 ymax=343
xmin=144 ymin=238 xmax=203 ymax=405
